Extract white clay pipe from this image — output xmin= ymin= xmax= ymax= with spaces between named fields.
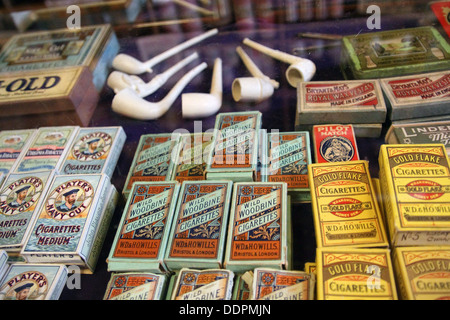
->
xmin=107 ymin=52 xmax=199 ymax=97
xmin=182 ymin=58 xmax=222 ymax=118
xmin=232 ymin=46 xmax=279 ymax=102
xmin=112 ymin=28 xmax=218 ymax=74
xmin=111 ymin=62 xmax=207 ymax=120
xmin=243 ymin=37 xmax=316 ymax=87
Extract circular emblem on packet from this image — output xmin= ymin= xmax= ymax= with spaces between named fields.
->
xmin=328 ymin=198 xmax=363 ymax=218
xmin=320 ymin=136 xmax=354 ymax=162
xmin=0 ymin=177 xmax=43 ymax=216
xmin=72 ymin=132 xmax=112 ymax=161
xmin=45 ymin=180 xmax=94 ymax=220
xmin=0 ymin=271 xmax=48 ymax=300
xmin=405 ymin=180 xmax=444 ymax=200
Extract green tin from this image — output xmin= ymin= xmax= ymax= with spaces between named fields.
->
xmin=341 ymin=27 xmax=450 ymax=80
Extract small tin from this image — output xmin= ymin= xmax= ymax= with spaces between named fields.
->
xmin=11 ymin=126 xmax=79 ymax=174
xmin=308 ymin=160 xmax=389 ymax=248
xmin=378 ymin=144 xmax=450 ymax=246
xmin=0 ymin=24 xmax=119 ymax=91
xmin=393 ymin=246 xmax=450 ymax=300
xmin=107 ymin=181 xmax=180 ymax=273
xmin=0 ymin=129 xmax=36 ymax=180
xmin=0 ymin=263 xmax=68 ymax=300
xmin=297 ymin=80 xmax=387 ymax=124
xmin=164 ymin=180 xmax=233 ymax=271
xmin=251 ymin=268 xmax=315 ymax=300
xmin=380 ymin=71 xmax=450 ymax=121
xmin=265 ymin=131 xmax=312 ymax=203
xmin=224 ymin=182 xmax=290 ymax=273
xmin=21 ymin=174 xmax=117 ymax=273
xmin=60 ymin=126 xmax=126 ymax=178
xmin=0 ymin=170 xmax=55 ymax=254
xmin=341 ymin=26 xmax=450 ymax=80
xmin=123 ymin=133 xmax=181 ymax=198
xmin=312 ymin=124 xmax=360 ymax=163
xmin=206 ymin=112 xmax=262 ymax=182
xmin=0 ymin=67 xmax=99 ymax=129
xmin=103 ymin=272 xmax=167 ymax=300
xmin=172 ymin=132 xmax=213 ymax=183
xmin=169 ymin=268 xmax=234 ymax=300
xmin=385 ymin=121 xmax=450 ymax=156
xmin=316 ymin=247 xmax=398 ymax=300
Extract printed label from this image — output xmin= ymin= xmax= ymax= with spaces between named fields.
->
xmin=304 ymin=82 xmax=378 ymax=107
xmin=230 ymin=184 xmax=283 ymax=261
xmin=211 ymin=114 xmax=259 ymax=169
xmin=0 ymin=270 xmax=49 ymax=300
xmin=386 ymin=73 xmax=450 ymax=102
xmin=113 ymin=183 xmax=176 ymax=259
xmin=168 ymin=183 xmax=228 ymax=260
xmin=392 ymin=122 xmax=450 ymax=152
xmin=0 ymin=130 xmax=34 ymax=175
xmin=253 ymin=269 xmax=313 ymax=300
xmin=310 ymin=162 xmax=386 ymax=247
xmin=320 ymin=251 xmax=395 ymax=299
xmin=173 ymin=269 xmax=233 ymax=300
xmin=105 ymin=273 xmax=164 ymax=300
xmin=314 ymin=125 xmax=359 ymax=163
xmin=267 ymin=133 xmax=309 ymax=188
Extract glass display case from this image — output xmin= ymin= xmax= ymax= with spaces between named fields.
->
xmin=0 ymin=0 xmax=449 ymax=301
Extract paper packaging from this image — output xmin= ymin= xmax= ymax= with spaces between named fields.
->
xmin=103 ymin=272 xmax=167 ymax=300
xmin=123 ymin=133 xmax=181 ymax=198
xmin=0 ymin=263 xmax=68 ymax=300
xmin=206 ymin=112 xmax=262 ymax=182
xmin=340 ymin=26 xmax=450 ymax=80
xmin=312 ymin=124 xmax=360 ymax=163
xmin=296 ymin=80 xmax=387 ymax=125
xmin=0 ymin=129 xmax=36 ymax=181
xmin=0 ymin=250 xmax=7 ymax=281
xmin=0 ymin=24 xmax=119 ymax=91
xmin=380 ymin=71 xmax=450 ymax=121
xmin=316 ymin=247 xmax=398 ymax=300
xmin=232 ymin=272 xmax=252 ymax=300
xmin=60 ymin=126 xmax=126 ymax=178
xmin=0 ymin=68 xmax=99 ymax=129
xmin=385 ymin=120 xmax=450 ymax=156
xmin=378 ymin=144 xmax=450 ymax=246
xmin=164 ymin=180 xmax=233 ymax=271
xmin=172 ymin=132 xmax=213 ymax=183
xmin=296 ymin=122 xmax=383 ymax=139
xmin=224 ymin=182 xmax=290 ymax=273
xmin=107 ymin=181 xmax=180 ymax=273
xmin=168 ymin=268 xmax=234 ymax=300
xmin=11 ymin=126 xmax=79 ymax=174
xmin=21 ymin=174 xmax=118 ymax=273
xmin=251 ymin=268 xmax=315 ymax=300
xmin=0 ymin=171 xmax=55 ymax=254
xmin=308 ymin=160 xmax=389 ymax=248
xmin=392 ymin=246 xmax=450 ymax=300
xmin=265 ymin=131 xmax=312 ymax=203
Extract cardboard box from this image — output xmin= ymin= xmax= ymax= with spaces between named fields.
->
xmin=308 ymin=160 xmax=389 ymax=248
xmin=393 ymin=246 xmax=450 ymax=300
xmin=224 ymin=182 xmax=290 ymax=273
xmin=296 ymin=122 xmax=383 ymax=139
xmin=21 ymin=174 xmax=117 ymax=273
xmin=107 ymin=181 xmax=180 ymax=273
xmin=168 ymin=268 xmax=234 ymax=300
xmin=103 ymin=272 xmax=167 ymax=300
xmin=123 ymin=133 xmax=181 ymax=198
xmin=60 ymin=126 xmax=126 ymax=178
xmin=312 ymin=124 xmax=360 ymax=163
xmin=0 ymin=129 xmax=36 ymax=180
xmin=0 ymin=67 xmax=99 ymax=129
xmin=378 ymin=144 xmax=450 ymax=246
xmin=0 ymin=170 xmax=55 ymax=254
xmin=11 ymin=126 xmax=79 ymax=174
xmin=316 ymin=247 xmax=398 ymax=300
xmin=265 ymin=131 xmax=312 ymax=203
xmin=341 ymin=27 xmax=450 ymax=80
xmin=385 ymin=121 xmax=450 ymax=156
xmin=164 ymin=180 xmax=233 ymax=271
xmin=0 ymin=263 xmax=67 ymax=300
xmin=296 ymin=80 xmax=386 ymax=124
xmin=380 ymin=71 xmax=450 ymax=121
xmin=206 ymin=112 xmax=262 ymax=182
